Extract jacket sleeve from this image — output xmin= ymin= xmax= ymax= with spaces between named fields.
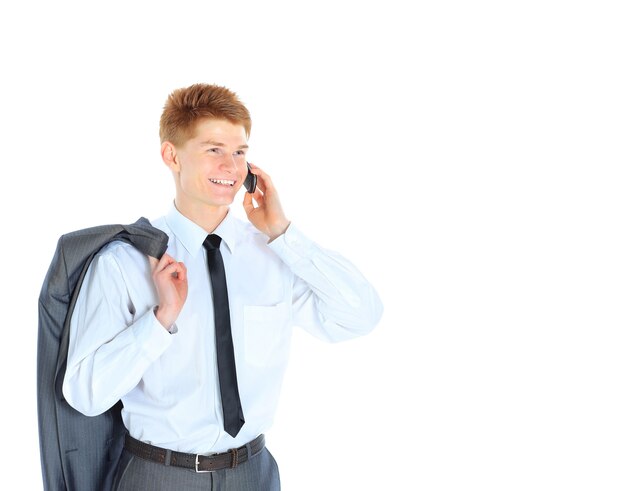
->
xmin=268 ymin=224 xmax=383 ymax=342
xmin=62 ymin=248 xmax=172 ymax=416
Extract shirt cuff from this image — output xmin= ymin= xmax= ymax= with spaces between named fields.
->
xmin=153 ymin=306 xmax=178 ymax=334
xmin=267 ymin=223 xmax=315 ymax=267
xmin=131 ymin=307 xmax=174 ymax=361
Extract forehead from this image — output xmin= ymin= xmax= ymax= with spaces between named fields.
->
xmin=188 ymin=118 xmax=248 ymax=145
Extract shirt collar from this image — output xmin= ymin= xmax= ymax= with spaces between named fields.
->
xmin=165 ymin=203 xmax=238 ymax=257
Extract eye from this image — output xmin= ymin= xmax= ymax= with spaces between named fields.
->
xmin=234 ymin=150 xmax=246 ymax=157
xmin=208 ymin=148 xmax=220 ymax=154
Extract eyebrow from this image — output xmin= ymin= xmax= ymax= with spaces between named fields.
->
xmin=199 ymin=139 xmax=249 ymax=150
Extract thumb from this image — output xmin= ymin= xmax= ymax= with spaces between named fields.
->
xmin=243 ymin=191 xmax=255 ymax=217
xmin=148 ymin=256 xmax=159 ymax=270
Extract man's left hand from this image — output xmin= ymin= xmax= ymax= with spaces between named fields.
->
xmin=243 ymin=163 xmax=290 ymax=241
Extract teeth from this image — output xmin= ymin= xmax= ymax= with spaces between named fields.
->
xmin=210 ymin=179 xmax=235 ymax=186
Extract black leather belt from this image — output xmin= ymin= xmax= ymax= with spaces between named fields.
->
xmin=124 ymin=433 xmax=265 ymax=473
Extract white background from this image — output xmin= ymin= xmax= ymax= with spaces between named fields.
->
xmin=1 ymin=1 xmax=625 ymax=489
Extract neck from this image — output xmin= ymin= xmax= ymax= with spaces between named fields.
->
xmin=173 ymin=197 xmax=229 ymax=233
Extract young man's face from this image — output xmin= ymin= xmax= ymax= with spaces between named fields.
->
xmin=170 ymin=118 xmax=249 ymax=211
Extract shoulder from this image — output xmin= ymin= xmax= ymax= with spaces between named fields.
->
xmin=94 ymin=240 xmax=148 ymax=269
xmin=149 ymin=215 xmax=169 ymax=234
xmin=97 ymin=240 xmax=147 ymax=261
xmin=90 ymin=239 xmax=152 ymax=283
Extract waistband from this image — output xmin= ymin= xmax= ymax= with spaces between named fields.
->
xmin=124 ymin=433 xmax=265 ymax=473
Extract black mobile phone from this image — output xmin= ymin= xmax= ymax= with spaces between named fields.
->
xmin=244 ymin=162 xmax=257 ymax=193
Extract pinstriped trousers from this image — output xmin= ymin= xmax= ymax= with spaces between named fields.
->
xmin=112 ymin=446 xmax=280 ymax=490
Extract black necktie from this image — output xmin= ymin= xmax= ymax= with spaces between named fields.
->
xmin=203 ymin=234 xmax=245 ymax=437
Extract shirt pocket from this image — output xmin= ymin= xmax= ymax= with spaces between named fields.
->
xmin=243 ymin=302 xmax=290 ymax=366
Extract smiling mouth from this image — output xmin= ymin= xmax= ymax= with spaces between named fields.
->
xmin=209 ymin=178 xmax=235 ymax=187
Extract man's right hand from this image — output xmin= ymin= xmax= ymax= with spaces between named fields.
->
xmin=150 ymin=253 xmax=188 ymax=329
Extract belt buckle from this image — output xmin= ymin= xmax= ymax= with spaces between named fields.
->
xmin=195 ymin=454 xmax=214 ymax=473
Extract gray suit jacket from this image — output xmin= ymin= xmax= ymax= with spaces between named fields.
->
xmin=37 ymin=218 xmax=168 ymax=491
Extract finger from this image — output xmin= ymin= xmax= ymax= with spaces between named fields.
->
xmin=247 ymin=162 xmax=271 ymax=182
xmin=255 ymin=176 xmax=266 ymax=194
xmin=248 ymin=164 xmax=273 ymax=193
xmin=174 ymin=262 xmax=187 ymax=282
xmin=247 ymin=162 xmax=264 ymax=183
xmin=251 ymin=188 xmax=265 ymax=207
xmin=151 ymin=253 xmax=172 ymax=270
xmin=262 ymin=175 xmax=278 ymax=198
xmin=243 ymin=191 xmax=255 ymax=214
xmin=153 ymin=253 xmax=176 ymax=273
xmin=157 ymin=261 xmax=185 ymax=278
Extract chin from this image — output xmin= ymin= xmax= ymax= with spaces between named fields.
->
xmin=210 ymin=198 xmax=235 ymax=207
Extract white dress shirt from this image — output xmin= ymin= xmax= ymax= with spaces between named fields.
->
xmin=62 ymin=204 xmax=383 ymax=453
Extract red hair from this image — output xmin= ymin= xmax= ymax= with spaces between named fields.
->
xmin=159 ymin=84 xmax=251 ymax=145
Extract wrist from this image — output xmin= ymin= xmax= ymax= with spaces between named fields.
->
xmin=268 ymin=220 xmax=291 ymax=242
xmin=154 ymin=306 xmax=178 ymax=331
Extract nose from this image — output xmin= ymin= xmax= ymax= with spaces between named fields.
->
xmin=219 ymin=154 xmax=238 ymax=173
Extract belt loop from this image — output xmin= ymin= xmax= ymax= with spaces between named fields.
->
xmin=229 ymin=448 xmax=238 ymax=468
xmin=245 ymin=442 xmax=252 ymax=459
xmin=164 ymin=449 xmax=172 ymax=466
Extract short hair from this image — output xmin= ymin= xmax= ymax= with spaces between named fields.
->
xmin=159 ymin=83 xmax=251 ymax=145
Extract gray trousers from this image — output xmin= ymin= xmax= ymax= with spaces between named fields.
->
xmin=112 ymin=446 xmax=281 ymax=490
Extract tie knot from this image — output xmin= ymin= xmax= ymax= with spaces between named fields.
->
xmin=203 ymin=234 xmax=222 ymax=251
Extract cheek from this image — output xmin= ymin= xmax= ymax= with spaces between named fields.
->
xmin=178 ymin=163 xmax=207 ymax=190
xmin=237 ymin=161 xmax=248 ymax=177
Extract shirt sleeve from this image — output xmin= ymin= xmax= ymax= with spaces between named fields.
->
xmin=268 ymin=224 xmax=383 ymax=342
xmin=62 ymin=249 xmax=173 ymax=417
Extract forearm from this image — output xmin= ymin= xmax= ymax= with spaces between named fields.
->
xmin=270 ymin=224 xmax=383 ymax=341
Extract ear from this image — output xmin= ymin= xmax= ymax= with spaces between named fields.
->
xmin=161 ymin=141 xmax=180 ymax=171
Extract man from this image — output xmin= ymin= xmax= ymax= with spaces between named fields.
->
xmin=63 ymin=83 xmax=383 ymax=490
